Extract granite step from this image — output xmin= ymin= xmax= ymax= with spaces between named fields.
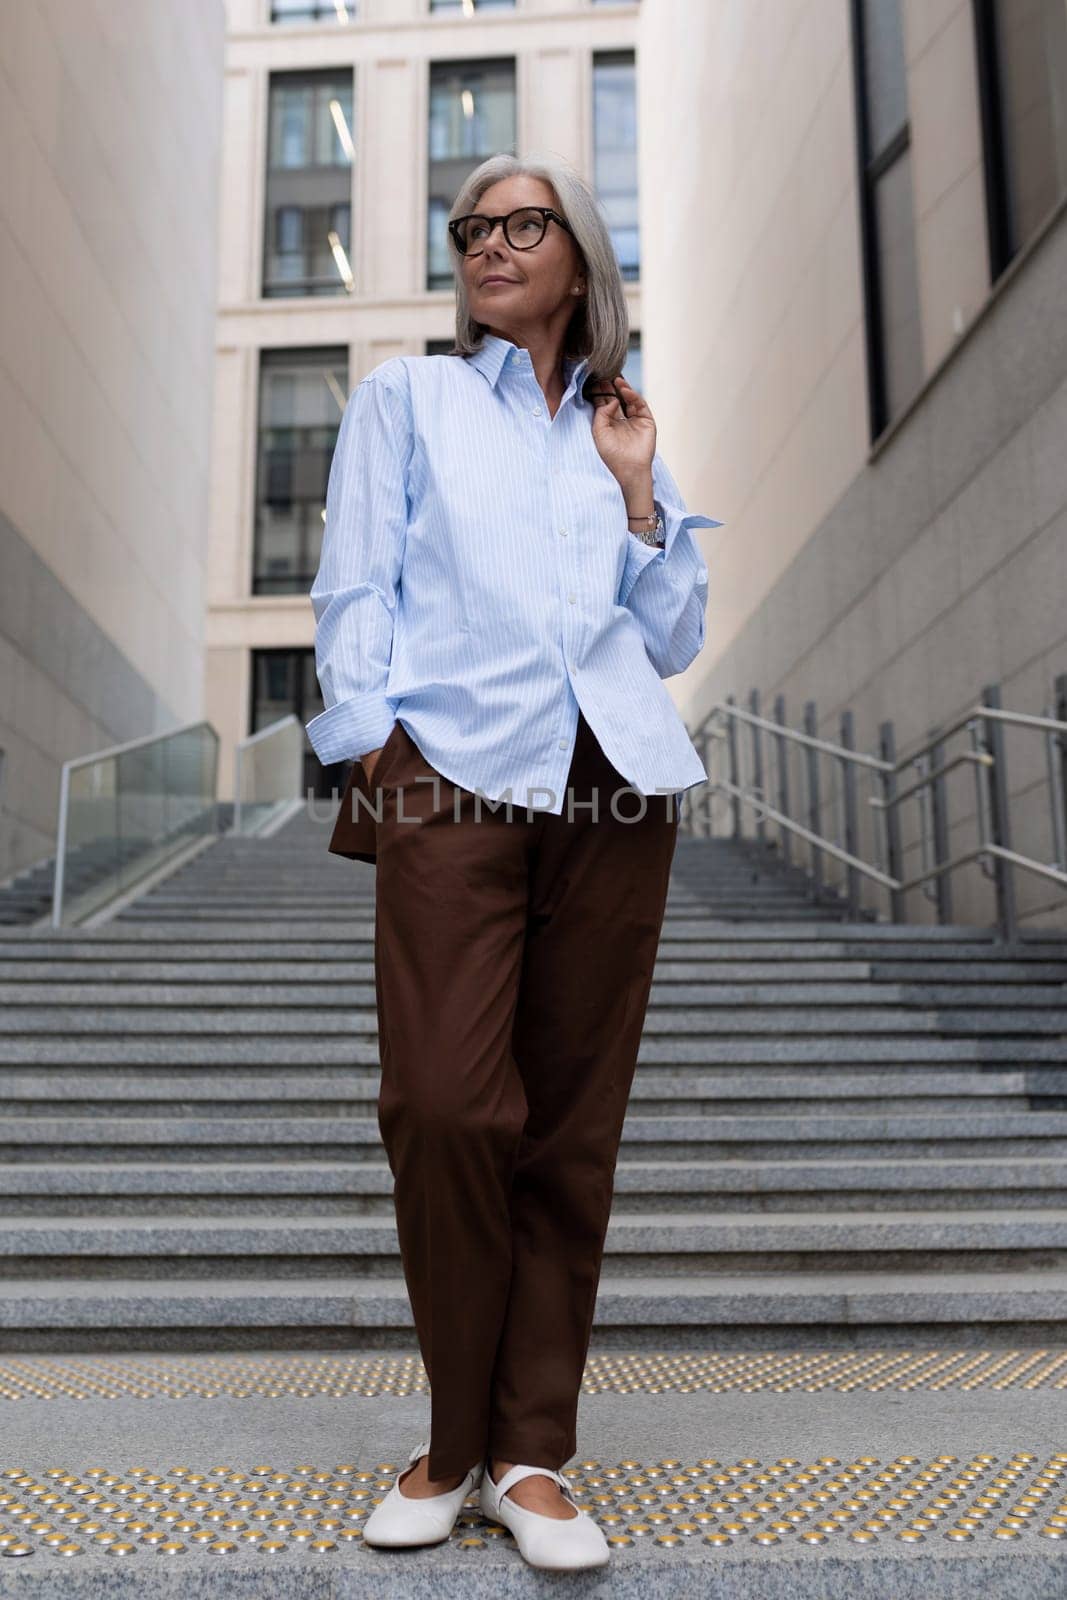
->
xmin=4 ymin=1155 xmax=1067 ymax=1216
xmin=3 ymin=1209 xmax=1067 ymax=1280
xmin=6 ymin=1270 xmax=1067 ymax=1348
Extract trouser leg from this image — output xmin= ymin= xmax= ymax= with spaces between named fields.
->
xmin=373 ymin=739 xmax=535 ymax=1482
xmin=486 ymin=715 xmax=679 ymax=1467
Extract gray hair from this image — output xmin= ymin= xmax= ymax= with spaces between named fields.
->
xmin=445 ymin=151 xmax=630 ymax=384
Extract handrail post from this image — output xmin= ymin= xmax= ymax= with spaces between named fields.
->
xmin=51 ymin=761 xmax=71 ymax=929
xmin=773 ymin=693 xmax=791 ymax=868
xmin=749 ymin=687 xmax=766 ymax=851
xmin=725 ymin=695 xmax=741 ymax=840
xmin=1053 ymin=673 xmax=1067 ymax=871
xmin=982 ymin=682 xmax=1017 ymax=943
xmin=803 ymin=701 xmax=823 ymax=900
xmin=930 ymin=727 xmax=952 ymax=924
xmin=839 ymin=709 xmax=860 ymax=920
xmin=878 ymin=720 xmax=904 ymax=923
xmin=699 ymin=722 xmax=714 ymax=838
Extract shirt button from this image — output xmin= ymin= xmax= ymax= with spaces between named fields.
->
xmin=558 ymin=525 xmax=568 ymax=536
xmin=532 ymin=405 xmax=542 ymax=416
xmin=567 ymin=593 xmax=576 ymax=604
xmin=558 ymin=738 xmax=567 ymax=749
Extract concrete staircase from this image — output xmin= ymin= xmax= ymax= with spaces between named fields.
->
xmin=1 ymin=812 xmax=1066 ymax=1351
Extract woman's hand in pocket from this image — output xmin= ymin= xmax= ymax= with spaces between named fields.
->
xmin=361 ymin=745 xmax=385 ymax=784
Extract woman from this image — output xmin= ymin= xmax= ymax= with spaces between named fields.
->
xmin=306 ymin=152 xmax=721 ymax=1572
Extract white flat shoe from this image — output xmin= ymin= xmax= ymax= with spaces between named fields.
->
xmin=480 ymin=1462 xmax=610 ymax=1570
xmin=362 ymin=1440 xmax=483 ymax=1548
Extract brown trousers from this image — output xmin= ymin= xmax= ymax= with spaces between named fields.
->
xmin=331 ymin=712 xmax=678 ymax=1481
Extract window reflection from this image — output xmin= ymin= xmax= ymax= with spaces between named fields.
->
xmin=271 ymin=0 xmax=356 ymax=19
xmin=988 ymin=0 xmax=1067 ymax=260
xmin=253 ymin=349 xmax=348 ymax=595
xmin=429 ymin=58 xmax=517 ymax=288
xmin=593 ymin=51 xmax=639 ymax=280
xmin=263 ymin=71 xmax=354 ymax=297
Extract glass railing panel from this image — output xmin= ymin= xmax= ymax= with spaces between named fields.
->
xmin=52 ymin=722 xmax=219 ymax=927
xmin=233 ymin=715 xmax=304 ymax=835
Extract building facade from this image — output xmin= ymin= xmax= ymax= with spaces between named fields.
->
xmin=0 ymin=0 xmax=225 ymax=883
xmin=210 ymin=0 xmax=647 ymax=802
xmin=639 ymin=0 xmax=1067 ymax=928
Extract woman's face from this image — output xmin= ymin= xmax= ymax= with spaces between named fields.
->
xmin=458 ymin=176 xmax=584 ymax=340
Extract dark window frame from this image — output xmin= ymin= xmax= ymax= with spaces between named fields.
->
xmin=591 ymin=46 xmax=640 ymax=282
xmin=972 ymin=0 xmax=1013 ymax=280
xmin=248 ymin=646 xmax=342 ymax=798
xmin=262 ymin=66 xmax=355 ymax=300
xmin=427 ymin=55 xmax=518 ymax=291
xmin=251 ymin=345 xmax=349 ymax=597
xmin=270 ymin=0 xmax=356 ymax=22
xmin=848 ymin=0 xmax=919 ymax=442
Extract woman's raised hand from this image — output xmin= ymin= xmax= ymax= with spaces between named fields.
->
xmin=589 ymin=374 xmax=656 ymax=490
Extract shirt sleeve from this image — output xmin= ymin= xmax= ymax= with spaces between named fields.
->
xmin=304 ymin=368 xmax=411 ymax=764
xmin=616 ymin=449 xmax=723 ymax=678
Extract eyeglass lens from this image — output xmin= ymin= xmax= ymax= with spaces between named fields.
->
xmin=456 ymin=207 xmax=547 ymax=254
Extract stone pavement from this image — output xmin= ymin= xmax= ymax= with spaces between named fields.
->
xmin=2 ymin=1347 xmax=1067 ymax=1595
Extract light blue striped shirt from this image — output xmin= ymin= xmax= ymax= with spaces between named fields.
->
xmin=305 ymin=332 xmax=723 ymax=814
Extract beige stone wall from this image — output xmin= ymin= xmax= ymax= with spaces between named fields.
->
xmin=0 ymin=0 xmax=225 ymax=880
xmin=639 ymin=0 xmax=1067 ymax=929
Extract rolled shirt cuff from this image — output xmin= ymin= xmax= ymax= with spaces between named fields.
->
xmin=618 ymin=498 xmax=722 ymax=605
xmin=305 ymin=693 xmax=396 ymax=765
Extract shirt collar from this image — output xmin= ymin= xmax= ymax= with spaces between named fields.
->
xmin=464 ymin=332 xmax=591 ymax=398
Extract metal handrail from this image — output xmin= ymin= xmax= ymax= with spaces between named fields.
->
xmin=687 ymin=677 xmax=1067 ymax=938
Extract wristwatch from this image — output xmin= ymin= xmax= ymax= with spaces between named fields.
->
xmin=628 ymin=505 xmax=665 ymax=547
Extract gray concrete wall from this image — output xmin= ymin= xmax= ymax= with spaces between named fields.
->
xmin=697 ymin=201 xmax=1067 ymax=930
xmin=0 ymin=0 xmax=226 ymax=882
xmin=638 ymin=0 xmax=1067 ymax=929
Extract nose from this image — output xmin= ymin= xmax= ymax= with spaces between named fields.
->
xmin=479 ymin=219 xmax=511 ymax=255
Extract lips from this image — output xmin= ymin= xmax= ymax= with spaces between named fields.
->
xmin=480 ymin=276 xmax=519 ymax=286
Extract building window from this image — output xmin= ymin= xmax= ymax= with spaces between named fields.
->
xmin=621 ymin=330 xmax=641 ymax=392
xmin=271 ymin=0 xmax=356 ymax=20
xmin=263 ymin=70 xmax=354 ymax=298
xmin=428 ymin=58 xmax=517 ymax=289
xmin=850 ymin=0 xmax=923 ymax=439
xmin=593 ymin=50 xmax=638 ymax=281
xmin=430 ymin=0 xmax=515 ymax=11
xmin=253 ymin=348 xmax=348 ymax=596
xmin=250 ymin=648 xmax=337 ymax=799
xmin=973 ymin=0 xmax=1067 ymax=280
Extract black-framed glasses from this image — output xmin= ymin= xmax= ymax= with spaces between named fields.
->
xmin=448 ymin=206 xmax=576 ymax=257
